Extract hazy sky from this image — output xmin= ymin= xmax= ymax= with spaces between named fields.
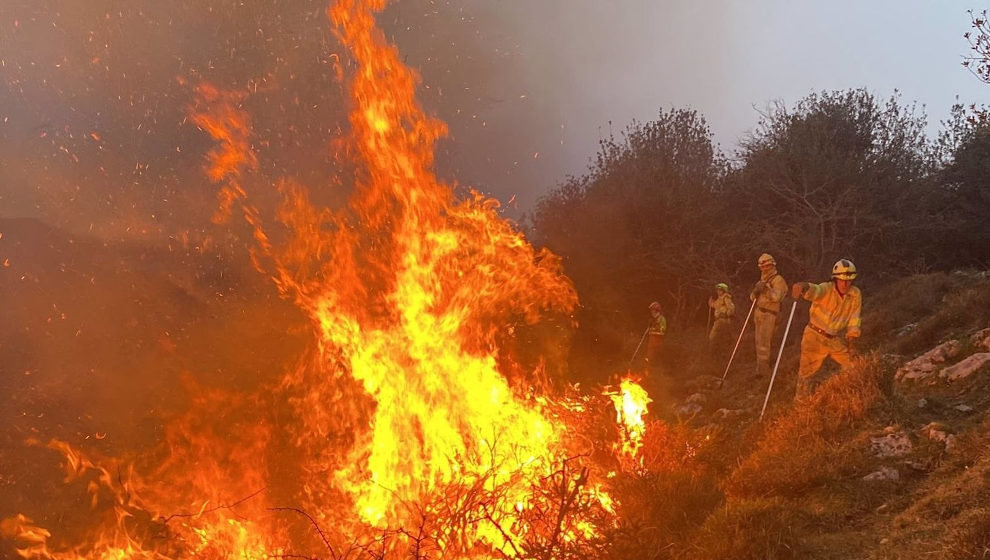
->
xmin=432 ymin=0 xmax=989 ymax=213
xmin=1 ymin=0 xmax=986 ymax=234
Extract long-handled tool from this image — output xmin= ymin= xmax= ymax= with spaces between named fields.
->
xmin=717 ymin=299 xmax=757 ymax=388
xmin=627 ymin=325 xmax=652 ymax=370
xmin=760 ymin=301 xmax=797 ymax=421
xmin=705 ymin=303 xmax=713 ymax=345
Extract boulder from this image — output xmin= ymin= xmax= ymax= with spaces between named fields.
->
xmin=712 ymin=408 xmax=745 ymax=421
xmin=920 ymin=422 xmax=952 ymax=443
xmin=895 ymin=340 xmax=962 ymax=382
xmin=863 ymin=467 xmax=900 ymax=482
xmin=939 ymin=353 xmax=990 ymax=382
xmin=871 ymin=431 xmax=913 ymax=458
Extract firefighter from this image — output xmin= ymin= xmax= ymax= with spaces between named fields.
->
xmin=708 ymin=283 xmax=735 ymax=346
xmin=790 ymin=259 xmax=862 ymax=398
xmin=646 ymin=301 xmax=667 ymax=368
xmin=750 ymin=253 xmax=788 ymax=377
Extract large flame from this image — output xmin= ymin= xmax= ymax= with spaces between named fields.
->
xmin=2 ymin=1 xmax=654 ymax=558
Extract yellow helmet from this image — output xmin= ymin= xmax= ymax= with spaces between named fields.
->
xmin=832 ymin=259 xmax=857 ymax=280
xmin=715 ymin=283 xmax=729 ymax=292
xmin=757 ymin=253 xmax=776 ymax=268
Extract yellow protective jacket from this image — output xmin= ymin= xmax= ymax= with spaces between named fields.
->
xmin=751 ymin=270 xmax=788 ymax=313
xmin=801 ymin=281 xmax=862 ymax=338
xmin=649 ymin=314 xmax=667 ymax=336
xmin=711 ymin=293 xmax=735 ymax=320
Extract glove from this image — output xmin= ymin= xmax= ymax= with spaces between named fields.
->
xmin=846 ymin=336 xmax=859 ymax=356
xmin=708 ymin=296 xmax=715 ymax=307
xmin=750 ymin=281 xmax=765 ymax=300
xmin=791 ymin=282 xmax=809 ymax=300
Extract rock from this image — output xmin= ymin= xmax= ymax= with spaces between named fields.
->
xmin=713 ymin=408 xmax=745 ymax=420
xmin=920 ymin=422 xmax=952 ymax=443
xmin=971 ymin=328 xmax=990 ymax=351
xmin=675 ymin=402 xmax=703 ymax=416
xmin=917 ymin=398 xmax=928 ymax=409
xmin=946 ymin=434 xmax=959 ymax=453
xmin=954 ymin=404 xmax=974 ymax=413
xmin=895 ymin=340 xmax=962 ymax=382
xmin=686 ymin=392 xmax=706 ymax=404
xmin=863 ymin=467 xmax=900 ymax=482
xmin=689 ymin=375 xmax=722 ymax=391
xmin=939 ymin=353 xmax=990 ymax=382
xmin=895 ymin=323 xmax=917 ymax=337
xmin=871 ymin=431 xmax=913 ymax=457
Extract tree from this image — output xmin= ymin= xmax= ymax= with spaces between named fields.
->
xmin=730 ymin=89 xmax=939 ymax=280
xmin=529 ymin=109 xmax=729 ymax=378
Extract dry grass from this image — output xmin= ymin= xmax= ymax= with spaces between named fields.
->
xmin=725 ymin=356 xmax=888 ymax=498
xmin=602 ymin=421 xmax=723 ymax=559
xmin=679 ymin=497 xmax=809 ymax=560
xmin=863 ymin=271 xmax=990 ymax=356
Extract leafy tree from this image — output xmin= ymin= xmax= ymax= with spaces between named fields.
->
xmin=730 ymin=89 xmax=939 ymax=280
xmin=530 ymin=109 xmax=728 ymax=377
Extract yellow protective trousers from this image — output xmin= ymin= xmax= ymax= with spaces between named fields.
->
xmin=796 ymin=327 xmax=854 ymax=397
xmin=753 ymin=308 xmax=777 ymax=374
xmin=709 ymin=317 xmax=731 ymax=344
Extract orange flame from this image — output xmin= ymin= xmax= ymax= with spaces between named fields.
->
xmin=607 ymin=379 xmax=652 ymax=461
xmin=3 ymin=1 xmax=659 ymax=558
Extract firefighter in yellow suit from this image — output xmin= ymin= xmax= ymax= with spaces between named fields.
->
xmin=708 ymin=283 xmax=735 ymax=346
xmin=790 ymin=259 xmax=862 ymax=398
xmin=646 ymin=301 xmax=667 ymax=369
xmin=750 ymin=253 xmax=788 ymax=377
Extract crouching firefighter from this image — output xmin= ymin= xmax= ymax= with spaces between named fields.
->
xmin=790 ymin=259 xmax=862 ymax=399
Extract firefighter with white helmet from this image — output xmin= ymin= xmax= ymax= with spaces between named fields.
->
xmin=790 ymin=259 xmax=862 ymax=398
xmin=647 ymin=301 xmax=667 ymax=368
xmin=708 ymin=283 xmax=735 ymax=345
xmin=750 ymin=253 xmax=789 ymax=377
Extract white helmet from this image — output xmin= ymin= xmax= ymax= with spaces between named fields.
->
xmin=757 ymin=253 xmax=776 ymax=268
xmin=832 ymin=259 xmax=857 ymax=280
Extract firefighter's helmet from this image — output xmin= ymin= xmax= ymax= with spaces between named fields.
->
xmin=716 ymin=283 xmax=729 ymax=292
xmin=831 ymin=259 xmax=858 ymax=280
xmin=649 ymin=301 xmax=662 ymax=311
xmin=757 ymin=253 xmax=776 ymax=268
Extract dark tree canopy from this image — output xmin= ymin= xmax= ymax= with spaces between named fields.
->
xmin=529 ymin=90 xmax=986 ymax=380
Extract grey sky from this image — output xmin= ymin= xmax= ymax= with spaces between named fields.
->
xmin=0 ymin=0 xmax=986 ymax=235
xmin=438 ymin=1 xmax=988 ymax=213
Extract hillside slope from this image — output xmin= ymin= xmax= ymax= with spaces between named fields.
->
xmin=648 ymin=270 xmax=990 ymax=559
